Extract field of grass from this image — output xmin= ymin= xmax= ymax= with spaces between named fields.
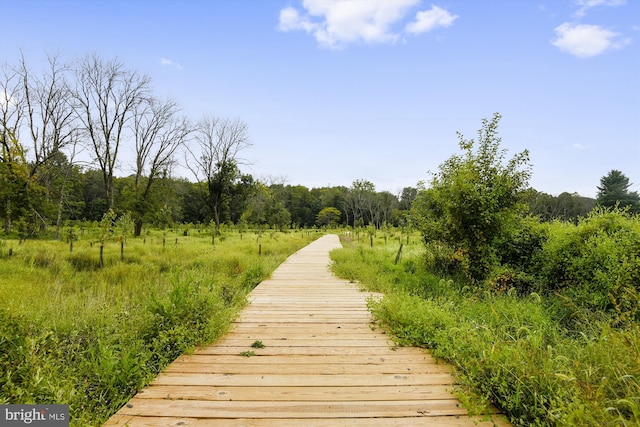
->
xmin=0 ymin=227 xmax=321 ymax=425
xmin=331 ymin=232 xmax=640 ymax=427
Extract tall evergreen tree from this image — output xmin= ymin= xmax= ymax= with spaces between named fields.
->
xmin=596 ymin=170 xmax=640 ymax=213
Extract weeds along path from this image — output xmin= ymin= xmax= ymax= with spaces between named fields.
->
xmin=105 ymin=234 xmax=510 ymax=426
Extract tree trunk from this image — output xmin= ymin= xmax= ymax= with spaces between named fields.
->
xmin=134 ymin=219 xmax=143 ymax=237
xmin=55 ymin=189 xmax=64 ymax=240
xmin=3 ymin=198 xmax=10 ymax=234
xmin=213 ymin=204 xmax=221 ymax=232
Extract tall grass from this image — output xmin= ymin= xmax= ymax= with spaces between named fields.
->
xmin=331 ymin=233 xmax=640 ymax=427
xmin=0 ymin=229 xmax=321 ymax=425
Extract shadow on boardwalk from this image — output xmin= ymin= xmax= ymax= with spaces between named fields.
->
xmin=105 ymin=234 xmax=510 ymax=426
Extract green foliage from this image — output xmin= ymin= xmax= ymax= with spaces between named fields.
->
xmin=526 ymin=190 xmax=596 ymax=223
xmin=597 ymin=170 xmax=640 ymax=213
xmin=411 ymin=113 xmax=532 ymax=282
xmin=316 ymin=206 xmax=341 ymax=228
xmin=534 ymin=208 xmax=640 ymax=326
xmin=114 ymin=211 xmax=134 ymax=239
xmin=332 ymin=235 xmax=640 ymax=427
xmin=99 ymin=209 xmax=117 ymax=243
xmin=143 ymin=271 xmax=231 ymax=370
xmin=0 ymin=130 xmax=47 ymax=235
xmin=369 ymin=292 xmax=640 ymax=426
xmin=0 ymin=229 xmax=320 ymax=425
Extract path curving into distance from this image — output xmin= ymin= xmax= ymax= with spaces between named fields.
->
xmin=105 ymin=234 xmax=510 ymax=426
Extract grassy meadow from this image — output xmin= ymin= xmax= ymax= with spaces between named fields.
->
xmin=331 ymin=223 xmax=639 ymax=427
xmin=0 ymin=227 xmax=321 ymax=425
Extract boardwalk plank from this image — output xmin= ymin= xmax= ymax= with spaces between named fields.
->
xmin=134 ymin=385 xmax=457 ymax=401
xmin=110 ymin=399 xmax=473 ymax=418
xmin=151 ymin=373 xmax=456 ymax=387
xmin=106 ymin=414 xmax=511 ymax=427
xmin=104 ymin=235 xmax=510 ymax=426
xmin=163 ymin=362 xmax=451 ymax=375
xmin=172 ymin=354 xmax=440 ymax=365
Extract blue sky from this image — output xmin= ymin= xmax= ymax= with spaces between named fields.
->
xmin=1 ymin=0 xmax=638 ymax=197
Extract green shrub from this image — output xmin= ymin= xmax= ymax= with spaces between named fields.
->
xmin=496 ymin=215 xmax=548 ymax=269
xmin=411 ymin=114 xmax=532 ymax=283
xmin=333 ymin=236 xmax=640 ymax=427
xmin=534 ymin=209 xmax=640 ymax=325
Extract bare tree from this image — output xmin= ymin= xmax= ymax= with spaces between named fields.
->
xmin=19 ymin=53 xmax=78 ymax=178
xmin=187 ymin=115 xmax=251 ymax=231
xmin=129 ymin=96 xmax=193 ymax=235
xmin=0 ymin=62 xmax=25 ymax=142
xmin=17 ymin=54 xmax=81 ymax=237
xmin=73 ymin=53 xmax=151 ymax=209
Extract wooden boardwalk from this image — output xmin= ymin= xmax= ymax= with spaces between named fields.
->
xmin=105 ymin=235 xmax=510 ymax=426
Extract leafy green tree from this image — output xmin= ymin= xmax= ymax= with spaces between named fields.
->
xmin=398 ymin=186 xmax=418 ymax=211
xmin=242 ymin=182 xmax=292 ymax=230
xmin=316 ymin=207 xmax=341 ymax=228
xmin=596 ymin=170 xmax=639 ymax=213
xmin=273 ymin=184 xmax=314 ymax=227
xmin=81 ymin=169 xmax=108 ymax=221
xmin=311 ymin=186 xmax=348 ymax=226
xmin=526 ymin=189 xmax=595 ymax=222
xmin=229 ymin=174 xmax=256 ymax=224
xmin=174 ymin=179 xmax=207 ymax=224
xmin=412 ymin=113 xmax=532 ymax=282
xmin=242 ymin=182 xmax=270 ymax=228
xmin=0 ymin=131 xmax=30 ymax=233
xmin=267 ymin=200 xmax=291 ymax=231
xmin=0 ymin=130 xmax=49 ymax=236
xmin=376 ymin=191 xmax=398 ymax=227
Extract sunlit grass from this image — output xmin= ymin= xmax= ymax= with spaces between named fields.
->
xmin=0 ymin=228 xmax=322 ymax=425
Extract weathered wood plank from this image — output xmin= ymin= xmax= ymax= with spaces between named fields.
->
xmin=229 ymin=323 xmax=382 ymax=333
xmin=163 ymin=362 xmax=452 ymax=375
xmin=151 ymin=373 xmax=456 ymax=387
xmin=222 ymin=331 xmax=390 ymax=339
xmin=173 ymin=354 xmax=439 ymax=365
xmin=111 ymin=399 xmax=475 ymax=418
xmin=105 ymin=414 xmax=511 ymax=427
xmin=213 ymin=338 xmax=394 ymax=347
xmin=134 ymin=384 xmax=457 ymax=401
xmin=192 ymin=346 xmax=410 ymax=356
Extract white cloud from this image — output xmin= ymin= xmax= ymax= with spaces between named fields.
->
xmin=278 ymin=7 xmax=315 ymax=32
xmin=406 ymin=5 xmax=458 ymax=34
xmin=160 ymin=57 xmax=183 ymax=70
xmin=551 ymin=23 xmax=630 ymax=57
xmin=572 ymin=143 xmax=587 ymax=150
xmin=573 ymin=0 xmax=626 ymax=18
xmin=278 ymin=0 xmax=456 ymax=48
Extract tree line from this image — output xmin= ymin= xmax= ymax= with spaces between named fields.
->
xmin=1 ymin=54 xmax=637 ymax=239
